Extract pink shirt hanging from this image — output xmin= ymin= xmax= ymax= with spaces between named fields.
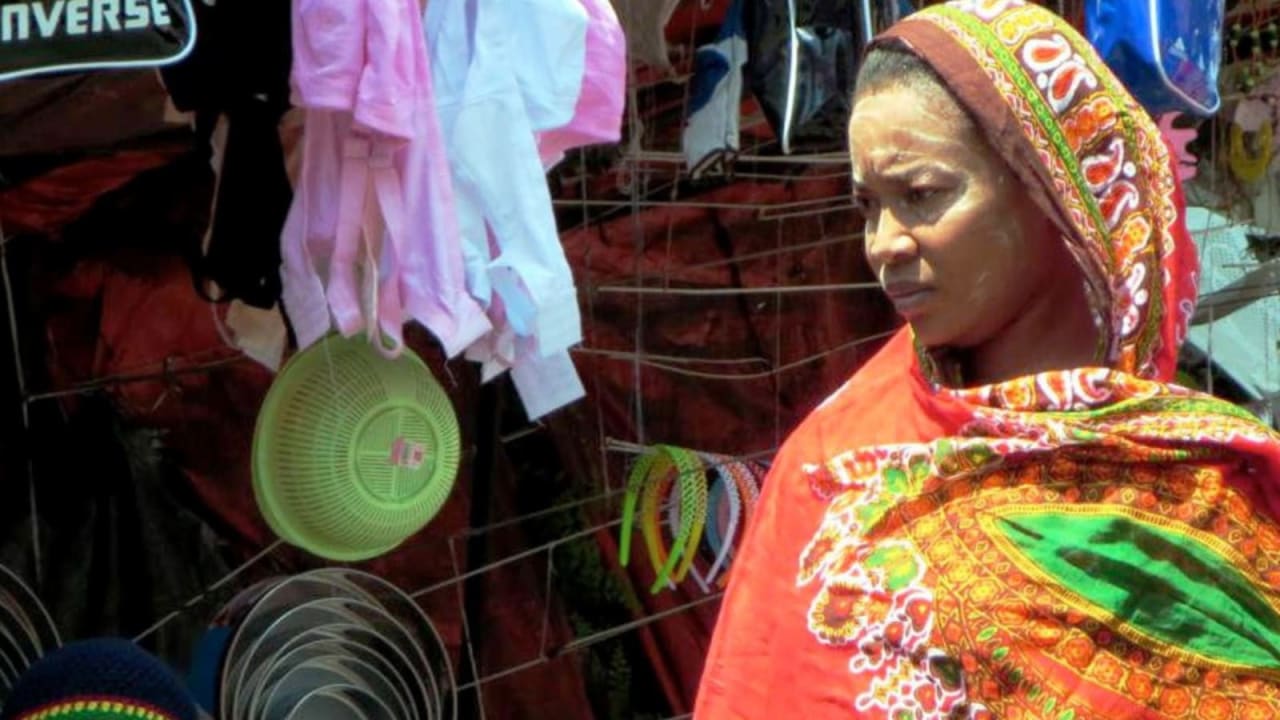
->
xmin=280 ymin=0 xmax=491 ymax=358
xmin=536 ymin=0 xmax=627 ymax=169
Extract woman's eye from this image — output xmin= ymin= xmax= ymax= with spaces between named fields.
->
xmin=906 ymin=187 xmax=940 ymax=204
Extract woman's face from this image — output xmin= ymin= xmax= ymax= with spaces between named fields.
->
xmin=849 ymin=84 xmax=1072 ymax=349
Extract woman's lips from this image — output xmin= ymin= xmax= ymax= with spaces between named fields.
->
xmin=883 ymin=283 xmax=933 ymax=315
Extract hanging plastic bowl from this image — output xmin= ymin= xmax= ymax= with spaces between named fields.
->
xmin=252 ymin=334 xmax=461 ymax=561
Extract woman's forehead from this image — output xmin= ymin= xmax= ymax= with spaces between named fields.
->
xmin=848 ymin=91 xmax=984 ymax=178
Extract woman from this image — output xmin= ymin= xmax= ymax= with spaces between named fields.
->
xmin=694 ymin=2 xmax=1280 ymax=719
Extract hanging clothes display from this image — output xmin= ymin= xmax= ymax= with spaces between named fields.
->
xmin=1086 ymin=0 xmax=1225 ymax=117
xmin=280 ymin=0 xmax=493 ymax=359
xmin=741 ymin=0 xmax=915 ymax=154
xmin=202 ymin=116 xmax=290 ymax=370
xmin=682 ymin=0 xmax=748 ymax=179
xmin=279 ymin=0 xmax=623 ymax=418
xmin=742 ymin=0 xmax=858 ymax=154
xmin=608 ymin=0 xmax=682 ymax=71
xmin=536 ymin=0 xmax=628 ymax=171
xmin=425 ymin=0 xmax=586 ymax=354
xmin=507 ymin=0 xmax=625 ymax=418
xmin=160 ymin=0 xmax=293 ymax=311
xmin=426 ymin=0 xmax=596 ymax=419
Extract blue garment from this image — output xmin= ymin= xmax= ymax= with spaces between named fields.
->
xmin=682 ymin=0 xmax=747 ymax=178
xmin=186 ymin=627 xmax=231 ymax=716
xmin=1087 ymin=0 xmax=1224 ymax=116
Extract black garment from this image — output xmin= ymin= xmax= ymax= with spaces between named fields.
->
xmin=742 ymin=0 xmax=916 ymax=154
xmin=161 ymin=0 xmax=293 ymax=309
xmin=0 ymin=399 xmax=234 ymax=670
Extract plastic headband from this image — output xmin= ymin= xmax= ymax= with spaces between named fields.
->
xmin=696 ymin=470 xmax=740 ymax=592
xmin=619 ymin=445 xmax=708 ymax=594
xmin=700 ymin=476 xmax=731 ymax=564
xmin=700 ymin=451 xmax=759 ymax=588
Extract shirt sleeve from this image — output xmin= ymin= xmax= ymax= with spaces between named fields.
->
xmin=508 ymin=0 xmax=589 ymax=132
xmin=292 ymin=0 xmax=365 ymax=112
xmin=353 ymin=0 xmax=417 ymax=139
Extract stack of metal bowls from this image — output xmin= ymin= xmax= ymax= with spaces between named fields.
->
xmin=210 ymin=569 xmax=455 ymax=720
xmin=0 ymin=564 xmax=61 ymax=707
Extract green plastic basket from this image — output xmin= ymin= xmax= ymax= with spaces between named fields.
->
xmin=252 ymin=334 xmax=461 ymax=561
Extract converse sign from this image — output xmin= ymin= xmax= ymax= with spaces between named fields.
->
xmin=1 ymin=0 xmax=194 ymax=82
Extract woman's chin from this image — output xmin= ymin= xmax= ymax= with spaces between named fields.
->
xmin=907 ymin=319 xmax=950 ymax=349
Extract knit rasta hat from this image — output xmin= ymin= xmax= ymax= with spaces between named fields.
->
xmin=0 ymin=639 xmax=197 ymax=720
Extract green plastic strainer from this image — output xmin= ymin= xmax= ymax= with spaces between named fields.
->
xmin=252 ymin=334 xmax=460 ymax=561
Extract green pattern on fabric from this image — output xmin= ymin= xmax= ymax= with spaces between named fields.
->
xmin=866 ymin=542 xmax=924 ymax=592
xmin=883 ymin=466 xmax=916 ymax=495
xmin=1038 ymin=394 xmax=1259 ymax=424
xmin=857 ymin=497 xmax=895 ymax=531
xmin=995 ymin=510 xmax=1280 ymax=670
xmin=931 ymin=5 xmax=1110 ymax=265
xmin=1141 ymin=396 xmax=1263 ymax=421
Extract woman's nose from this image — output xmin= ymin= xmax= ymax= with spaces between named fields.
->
xmin=864 ymin=208 xmax=918 ymax=268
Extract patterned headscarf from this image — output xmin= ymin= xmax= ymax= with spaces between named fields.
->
xmin=875 ymin=0 xmax=1199 ymax=383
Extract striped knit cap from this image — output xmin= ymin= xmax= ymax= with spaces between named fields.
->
xmin=1 ymin=639 xmax=196 ymax=720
